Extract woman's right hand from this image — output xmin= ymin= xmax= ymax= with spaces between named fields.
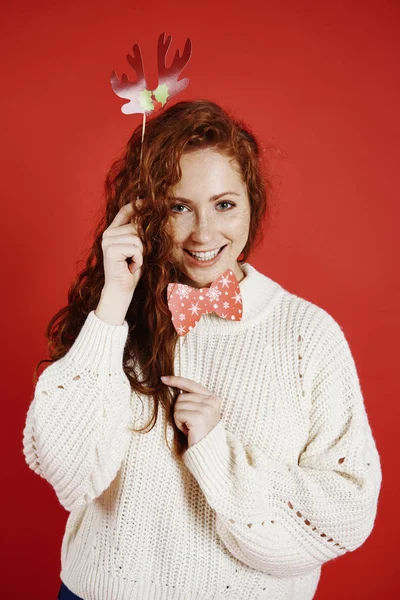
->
xmin=95 ymin=202 xmax=144 ymax=325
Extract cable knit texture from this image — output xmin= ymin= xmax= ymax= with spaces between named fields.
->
xmin=22 ymin=263 xmax=381 ymax=600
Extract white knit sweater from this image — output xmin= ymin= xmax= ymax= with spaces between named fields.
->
xmin=22 ymin=263 xmax=382 ymax=600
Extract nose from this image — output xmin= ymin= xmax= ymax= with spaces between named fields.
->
xmin=190 ymin=211 xmax=215 ymax=244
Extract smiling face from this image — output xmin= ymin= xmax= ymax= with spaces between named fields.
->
xmin=167 ymin=148 xmax=251 ymax=288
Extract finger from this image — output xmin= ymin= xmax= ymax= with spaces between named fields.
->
xmin=129 ymin=198 xmax=145 ymax=227
xmin=109 ymin=199 xmax=143 ymax=228
xmin=105 ymin=243 xmax=144 ymax=265
xmin=103 ymin=223 xmax=138 ymax=236
xmin=175 ymin=393 xmax=205 ymax=404
xmin=102 ymin=235 xmax=143 ymax=255
xmin=109 ymin=203 xmax=136 ymax=230
xmin=161 ymin=376 xmax=210 ymax=395
xmin=135 ymin=197 xmax=144 ymax=210
xmin=103 ymin=228 xmax=144 ymax=252
xmin=174 ymin=408 xmax=203 ymax=420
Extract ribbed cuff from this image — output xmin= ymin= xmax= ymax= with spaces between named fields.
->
xmin=182 ymin=420 xmax=232 ymax=503
xmin=66 ymin=310 xmax=129 ymax=372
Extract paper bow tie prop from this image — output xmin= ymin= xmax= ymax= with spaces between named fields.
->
xmin=167 ymin=269 xmax=243 ymax=336
xmin=110 ymin=32 xmax=192 ymax=115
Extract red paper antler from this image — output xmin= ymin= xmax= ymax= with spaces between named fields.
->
xmin=155 ymin=33 xmax=192 ymax=101
xmin=110 ymin=43 xmax=149 ymax=115
xmin=111 ymin=32 xmax=192 ymax=115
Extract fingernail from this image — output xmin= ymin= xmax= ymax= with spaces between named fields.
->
xmin=160 ymin=376 xmax=170 ymax=381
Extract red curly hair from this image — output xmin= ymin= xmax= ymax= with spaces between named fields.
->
xmin=34 ymin=99 xmax=278 ymax=459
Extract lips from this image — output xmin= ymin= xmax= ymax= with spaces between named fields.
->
xmin=184 ymin=245 xmax=226 ymax=257
xmin=183 ymin=244 xmax=227 ymax=265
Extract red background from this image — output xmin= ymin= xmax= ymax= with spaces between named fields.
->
xmin=1 ymin=0 xmax=398 ymax=598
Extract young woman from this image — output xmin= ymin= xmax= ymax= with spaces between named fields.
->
xmin=23 ymin=100 xmax=382 ymax=600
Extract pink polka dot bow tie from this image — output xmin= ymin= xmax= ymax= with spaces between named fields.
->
xmin=167 ymin=269 xmax=243 ymax=336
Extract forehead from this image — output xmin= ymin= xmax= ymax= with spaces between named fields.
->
xmin=174 ymin=149 xmax=245 ymax=192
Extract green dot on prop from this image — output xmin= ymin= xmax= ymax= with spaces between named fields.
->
xmin=153 ymin=84 xmax=169 ymax=106
xmin=139 ymin=89 xmax=154 ymax=111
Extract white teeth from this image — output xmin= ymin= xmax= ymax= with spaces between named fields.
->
xmin=189 ymin=247 xmax=221 ymax=261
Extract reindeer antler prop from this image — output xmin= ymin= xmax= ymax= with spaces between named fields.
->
xmin=110 ymin=32 xmax=192 ymax=185
xmin=110 ymin=32 xmax=192 ymax=115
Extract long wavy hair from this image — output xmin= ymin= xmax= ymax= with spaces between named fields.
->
xmin=34 ymin=99 xmax=278 ymax=459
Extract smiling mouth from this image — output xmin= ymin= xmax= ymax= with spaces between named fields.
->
xmin=184 ymin=245 xmax=226 ymax=261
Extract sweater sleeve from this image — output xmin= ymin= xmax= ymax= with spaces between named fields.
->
xmin=182 ymin=315 xmax=382 ymax=578
xmin=22 ymin=310 xmax=132 ymax=512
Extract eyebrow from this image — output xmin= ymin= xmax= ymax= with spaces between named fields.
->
xmin=168 ymin=192 xmax=241 ymax=203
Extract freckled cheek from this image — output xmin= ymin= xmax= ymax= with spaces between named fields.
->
xmin=167 ymin=219 xmax=189 ymax=249
xmin=224 ymin=211 xmax=251 ymax=240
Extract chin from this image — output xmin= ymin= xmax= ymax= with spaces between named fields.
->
xmin=178 ymin=262 xmax=237 ymax=288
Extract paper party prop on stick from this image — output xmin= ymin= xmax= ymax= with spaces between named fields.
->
xmin=110 ymin=32 xmax=192 ymax=115
xmin=167 ymin=269 xmax=243 ymax=337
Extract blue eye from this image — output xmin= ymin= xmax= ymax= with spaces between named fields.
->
xmin=171 ymin=204 xmax=189 ymax=213
xmin=170 ymin=201 xmax=236 ymax=213
xmin=217 ymin=201 xmax=235 ymax=210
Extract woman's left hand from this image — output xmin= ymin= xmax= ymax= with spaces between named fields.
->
xmin=161 ymin=375 xmax=222 ymax=448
